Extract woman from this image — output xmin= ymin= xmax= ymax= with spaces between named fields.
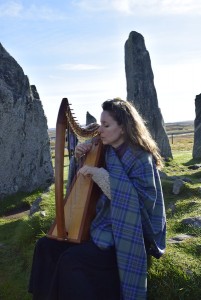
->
xmin=29 ymin=99 xmax=166 ymax=300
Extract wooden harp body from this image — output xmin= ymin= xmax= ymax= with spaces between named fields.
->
xmin=47 ymin=98 xmax=103 ymax=243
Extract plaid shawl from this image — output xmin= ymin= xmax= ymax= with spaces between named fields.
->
xmin=105 ymin=145 xmax=166 ymax=300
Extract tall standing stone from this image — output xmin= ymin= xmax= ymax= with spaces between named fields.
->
xmin=193 ymin=94 xmax=201 ymax=159
xmin=86 ymin=111 xmax=96 ymax=125
xmin=125 ymin=31 xmax=172 ymax=158
xmin=0 ymin=43 xmax=54 ymax=199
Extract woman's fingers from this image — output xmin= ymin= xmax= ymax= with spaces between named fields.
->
xmin=75 ymin=143 xmax=92 ymax=158
xmin=78 ymin=165 xmax=94 ymax=177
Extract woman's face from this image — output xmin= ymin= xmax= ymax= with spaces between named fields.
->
xmin=98 ymin=111 xmax=125 ymax=148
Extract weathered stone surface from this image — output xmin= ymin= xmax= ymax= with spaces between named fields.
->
xmin=188 ymin=164 xmax=201 ymax=170
xmin=29 ymin=197 xmax=42 ymax=216
xmin=86 ymin=111 xmax=96 ymax=125
xmin=0 ymin=43 xmax=54 ymax=199
xmin=193 ymin=94 xmax=201 ymax=159
xmin=172 ymin=178 xmax=184 ymax=195
xmin=182 ymin=216 xmax=201 ymax=228
xmin=168 ymin=234 xmax=195 ymax=244
xmin=125 ymin=31 xmax=172 ymax=158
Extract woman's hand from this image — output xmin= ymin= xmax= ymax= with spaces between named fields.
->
xmin=78 ymin=165 xmax=98 ymax=177
xmin=75 ymin=142 xmax=92 ymax=159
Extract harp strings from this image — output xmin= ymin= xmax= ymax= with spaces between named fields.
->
xmin=65 ymin=100 xmax=100 ymax=235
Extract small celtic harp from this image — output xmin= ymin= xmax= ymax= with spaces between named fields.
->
xmin=47 ymin=98 xmax=104 ymax=243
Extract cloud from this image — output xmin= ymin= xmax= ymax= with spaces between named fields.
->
xmin=59 ymin=63 xmax=106 ymax=71
xmin=73 ymin=0 xmax=201 ymax=15
xmin=0 ymin=1 xmax=23 ymax=17
xmin=0 ymin=1 xmax=65 ymax=20
xmin=3 ymin=0 xmax=200 ymax=20
xmin=73 ymin=0 xmax=132 ymax=13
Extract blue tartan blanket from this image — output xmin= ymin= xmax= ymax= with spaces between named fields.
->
xmin=105 ymin=146 xmax=166 ymax=300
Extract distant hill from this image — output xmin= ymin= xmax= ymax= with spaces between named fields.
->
xmin=165 ymin=121 xmax=194 ymax=134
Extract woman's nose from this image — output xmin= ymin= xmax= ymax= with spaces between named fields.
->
xmin=97 ymin=126 xmax=102 ymax=133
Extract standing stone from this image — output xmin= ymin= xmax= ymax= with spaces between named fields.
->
xmin=125 ymin=31 xmax=172 ymax=158
xmin=0 ymin=43 xmax=54 ymax=199
xmin=86 ymin=111 xmax=96 ymax=125
xmin=193 ymin=94 xmax=201 ymax=159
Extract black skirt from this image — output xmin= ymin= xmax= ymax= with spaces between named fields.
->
xmin=28 ymin=237 xmax=120 ymax=300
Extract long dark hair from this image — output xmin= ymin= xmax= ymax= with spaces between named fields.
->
xmin=102 ymin=98 xmax=163 ymax=168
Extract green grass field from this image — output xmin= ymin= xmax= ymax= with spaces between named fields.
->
xmin=147 ymin=140 xmax=201 ymax=299
xmin=0 ymin=129 xmax=201 ymax=300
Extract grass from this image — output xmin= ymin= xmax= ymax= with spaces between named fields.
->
xmin=146 ymin=134 xmax=201 ymax=299
xmin=0 ymin=186 xmax=56 ymax=300
xmin=0 ymin=133 xmax=201 ymax=299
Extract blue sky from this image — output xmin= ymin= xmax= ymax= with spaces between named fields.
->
xmin=1 ymin=0 xmax=201 ymax=128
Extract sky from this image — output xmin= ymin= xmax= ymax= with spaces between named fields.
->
xmin=1 ymin=0 xmax=201 ymax=128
